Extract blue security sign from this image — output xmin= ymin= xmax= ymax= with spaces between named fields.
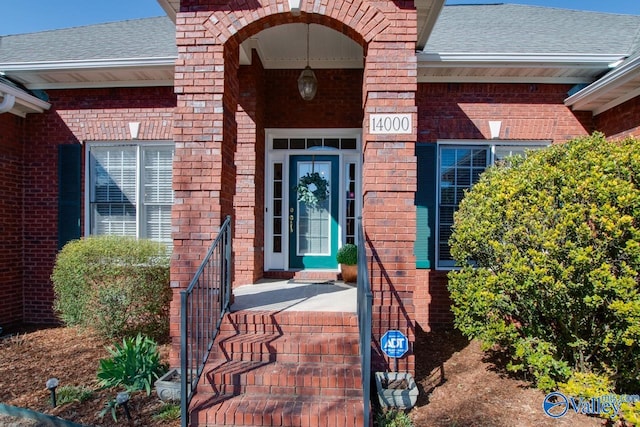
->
xmin=381 ymin=330 xmax=408 ymax=358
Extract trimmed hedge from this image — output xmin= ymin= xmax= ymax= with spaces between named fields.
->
xmin=51 ymin=236 xmax=171 ymax=341
xmin=448 ymin=133 xmax=640 ymax=394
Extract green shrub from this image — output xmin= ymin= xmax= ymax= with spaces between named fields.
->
xmin=620 ymin=400 xmax=640 ymax=425
xmin=56 ymin=385 xmax=94 ymax=405
xmin=448 ymin=133 xmax=640 ymax=393
xmin=376 ymin=409 xmax=413 ymax=427
xmin=97 ymin=334 xmax=167 ymax=395
xmin=51 ymin=235 xmax=171 ymax=340
xmin=336 ymin=243 xmax=358 ymax=265
xmin=559 ymin=372 xmax=614 ymax=400
xmin=154 ymin=403 xmax=181 ymax=421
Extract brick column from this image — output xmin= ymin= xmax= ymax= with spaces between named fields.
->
xmin=235 ymin=51 xmax=266 ymax=284
xmin=169 ymin=13 xmax=239 ymax=367
xmin=362 ymin=6 xmax=418 ymax=375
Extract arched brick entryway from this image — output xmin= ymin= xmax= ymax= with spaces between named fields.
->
xmin=170 ymin=0 xmax=418 ymax=377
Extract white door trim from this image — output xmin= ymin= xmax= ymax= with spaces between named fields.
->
xmin=264 ymin=128 xmax=362 ymax=271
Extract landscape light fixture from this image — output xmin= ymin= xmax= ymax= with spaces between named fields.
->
xmin=46 ymin=378 xmax=59 ymax=408
xmin=298 ymin=24 xmax=318 ymax=101
xmin=116 ymin=391 xmax=132 ymax=420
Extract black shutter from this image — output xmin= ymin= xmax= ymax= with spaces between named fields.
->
xmin=58 ymin=144 xmax=81 ymax=250
xmin=415 ymin=144 xmax=437 ymax=268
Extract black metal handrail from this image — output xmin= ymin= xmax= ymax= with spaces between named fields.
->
xmin=357 ymin=217 xmax=373 ymax=427
xmin=180 ymin=215 xmax=232 ymax=427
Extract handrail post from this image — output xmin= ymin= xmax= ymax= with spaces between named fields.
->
xmin=180 ymin=290 xmax=188 ymax=427
xmin=224 ymin=215 xmax=232 ymax=313
xmin=356 ymin=216 xmax=372 ymax=427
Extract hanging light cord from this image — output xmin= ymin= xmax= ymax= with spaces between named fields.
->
xmin=306 ymin=24 xmax=310 ymax=68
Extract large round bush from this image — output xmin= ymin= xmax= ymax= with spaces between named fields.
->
xmin=51 ymin=236 xmax=171 ymax=341
xmin=448 ymin=133 xmax=640 ymax=393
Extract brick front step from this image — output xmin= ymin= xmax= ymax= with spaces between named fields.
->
xmin=198 ymin=360 xmax=362 ymax=397
xmin=220 ymin=311 xmax=358 ymax=335
xmin=213 ymin=332 xmax=360 ymax=364
xmin=188 ymin=309 xmax=364 ymax=426
xmin=190 ymin=394 xmax=364 ymax=427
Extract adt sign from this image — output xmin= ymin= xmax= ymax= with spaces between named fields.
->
xmin=381 ymin=330 xmax=408 ymax=358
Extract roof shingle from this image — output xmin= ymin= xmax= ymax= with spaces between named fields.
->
xmin=0 ymin=16 xmax=176 ymax=64
xmin=424 ymin=4 xmax=640 ymax=55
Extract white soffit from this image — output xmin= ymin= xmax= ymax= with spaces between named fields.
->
xmin=418 ymin=52 xmax=626 ymax=84
xmin=240 ymin=23 xmax=364 ymax=69
xmin=565 ymin=54 xmax=640 ymax=115
xmin=1 ymin=58 xmax=176 ymax=90
xmin=156 ymin=0 xmax=178 ymax=22
xmin=416 ymin=0 xmax=445 ymax=50
xmin=0 ymin=82 xmax=51 ymax=117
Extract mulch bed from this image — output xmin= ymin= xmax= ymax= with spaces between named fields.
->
xmin=0 ymin=324 xmax=619 ymax=426
xmin=0 ymin=325 xmax=178 ymax=427
xmin=410 ymin=327 xmax=609 ymax=426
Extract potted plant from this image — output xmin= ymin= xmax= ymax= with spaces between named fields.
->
xmin=336 ymin=243 xmax=357 ymax=283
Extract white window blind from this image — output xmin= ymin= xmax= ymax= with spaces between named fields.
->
xmin=89 ymin=143 xmax=174 ymax=247
xmin=143 ymin=147 xmax=174 ymax=247
xmin=436 ymin=142 xmax=548 ymax=269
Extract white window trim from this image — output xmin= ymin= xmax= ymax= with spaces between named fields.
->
xmin=435 ymin=140 xmax=550 ymax=270
xmin=84 ymin=141 xmax=174 ymax=244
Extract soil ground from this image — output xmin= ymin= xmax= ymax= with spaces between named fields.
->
xmin=410 ymin=328 xmax=610 ymax=427
xmin=0 ymin=325 xmax=179 ymax=427
xmin=0 ymin=325 xmax=617 ymax=426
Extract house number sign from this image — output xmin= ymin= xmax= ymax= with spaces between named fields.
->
xmin=369 ymin=113 xmax=412 ymax=135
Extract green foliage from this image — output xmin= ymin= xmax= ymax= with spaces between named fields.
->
xmin=375 ymin=409 xmax=413 ymax=427
xmin=99 ymin=397 xmax=120 ymax=422
xmin=559 ymin=372 xmax=614 ymax=399
xmin=51 ymin=235 xmax=171 ymax=340
xmin=337 ymin=243 xmax=358 ymax=265
xmin=620 ymin=400 xmax=640 ymax=425
xmin=154 ymin=403 xmax=181 ymax=421
xmin=97 ymin=334 xmax=167 ymax=395
xmin=296 ymin=172 xmax=329 ymax=207
xmin=448 ymin=133 xmax=640 ymax=393
xmin=56 ymin=385 xmax=93 ymax=405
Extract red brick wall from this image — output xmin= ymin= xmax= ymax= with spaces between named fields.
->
xmin=418 ymin=83 xmax=593 ymax=142
xmin=413 ymin=82 xmax=595 ymax=331
xmin=595 ymin=95 xmax=640 ymax=139
xmin=21 ymin=87 xmax=176 ymax=323
xmin=0 ymin=113 xmax=25 ymax=326
xmin=264 ymin=69 xmax=363 ymax=128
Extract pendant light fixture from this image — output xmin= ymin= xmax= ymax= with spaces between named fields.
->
xmin=298 ymin=23 xmax=318 ymax=101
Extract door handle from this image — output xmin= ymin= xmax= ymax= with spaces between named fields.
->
xmin=289 ymin=214 xmax=294 ymax=233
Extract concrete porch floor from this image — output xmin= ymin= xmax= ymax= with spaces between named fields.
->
xmin=231 ymin=279 xmax=357 ymax=312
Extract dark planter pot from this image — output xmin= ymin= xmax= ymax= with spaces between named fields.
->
xmin=340 ymin=264 xmax=357 ymax=283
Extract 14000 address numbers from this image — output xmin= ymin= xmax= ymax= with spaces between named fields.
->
xmin=369 ymin=113 xmax=412 ymax=135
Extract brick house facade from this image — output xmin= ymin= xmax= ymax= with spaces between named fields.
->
xmin=2 ymin=1 xmax=640 ymax=411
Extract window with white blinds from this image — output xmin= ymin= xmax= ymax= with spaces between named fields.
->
xmin=436 ymin=142 xmax=547 ymax=269
xmin=89 ymin=143 xmax=174 ymax=248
